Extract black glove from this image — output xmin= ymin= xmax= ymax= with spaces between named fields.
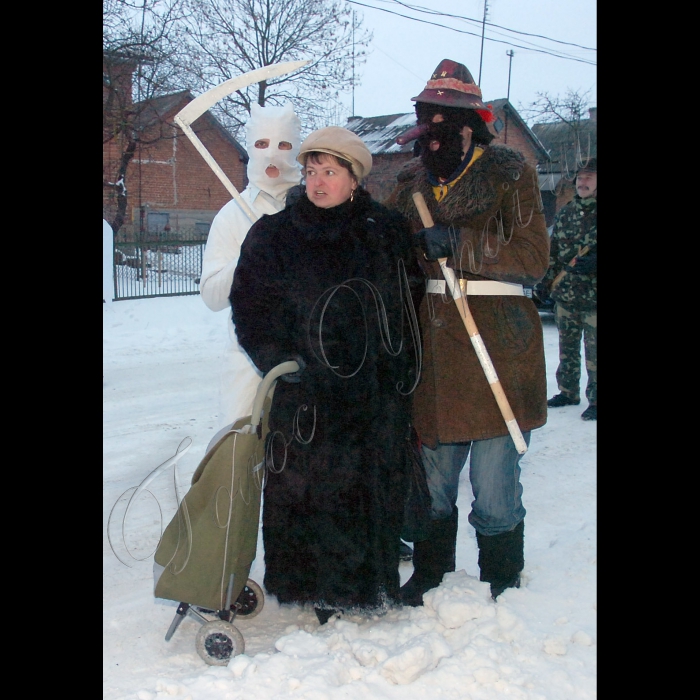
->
xmin=279 ymin=354 xmax=306 ymax=383
xmin=415 ymin=224 xmax=452 ymax=261
xmin=569 ymin=251 xmax=597 ymax=275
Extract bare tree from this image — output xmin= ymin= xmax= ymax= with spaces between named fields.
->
xmin=521 ymin=89 xmax=596 ymax=179
xmin=103 ymin=0 xmax=371 ymax=236
xmin=176 ymin=0 xmax=372 ymax=135
xmin=103 ymin=0 xmax=190 ymax=236
xmin=524 ymin=89 xmax=592 ymax=126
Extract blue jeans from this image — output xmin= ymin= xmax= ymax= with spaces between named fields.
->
xmin=421 ymin=433 xmax=530 ymax=536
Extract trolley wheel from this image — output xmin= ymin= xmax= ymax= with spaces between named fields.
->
xmin=194 ymin=620 xmax=245 ymax=666
xmin=234 ymin=579 xmax=265 ymax=619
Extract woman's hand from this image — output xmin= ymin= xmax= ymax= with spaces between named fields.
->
xmin=279 ymin=355 xmax=307 ymax=383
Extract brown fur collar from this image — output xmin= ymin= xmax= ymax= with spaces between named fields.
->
xmin=393 ymin=145 xmax=526 ymax=224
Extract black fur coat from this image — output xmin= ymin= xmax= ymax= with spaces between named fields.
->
xmin=230 ymin=188 xmax=424 ymax=612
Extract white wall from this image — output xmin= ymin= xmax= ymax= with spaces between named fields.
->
xmin=103 ymin=219 xmax=114 ymax=304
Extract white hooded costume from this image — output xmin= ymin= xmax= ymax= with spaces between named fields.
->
xmin=199 ymin=103 xmax=302 ymax=427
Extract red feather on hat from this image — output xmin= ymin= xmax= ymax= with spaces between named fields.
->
xmin=477 ymin=106 xmax=496 ymax=124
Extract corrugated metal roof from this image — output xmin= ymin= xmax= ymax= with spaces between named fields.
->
xmin=346 ymin=113 xmax=417 ymax=155
xmin=133 ymin=91 xmax=190 ymax=128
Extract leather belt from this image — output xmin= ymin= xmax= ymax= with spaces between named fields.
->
xmin=426 ymin=279 xmax=524 ymax=296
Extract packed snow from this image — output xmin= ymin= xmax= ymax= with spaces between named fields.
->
xmin=103 ymin=293 xmax=596 ymax=700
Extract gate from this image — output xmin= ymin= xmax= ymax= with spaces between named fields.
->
xmin=114 ymin=241 xmax=205 ymax=300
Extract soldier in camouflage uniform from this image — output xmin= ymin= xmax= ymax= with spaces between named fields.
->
xmin=540 ymin=159 xmax=597 ymax=420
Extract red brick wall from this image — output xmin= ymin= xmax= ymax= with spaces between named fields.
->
xmin=103 ymin=112 xmax=247 ymax=234
xmin=103 ymin=59 xmax=134 ymax=108
xmin=489 ymin=110 xmax=540 ymax=169
xmin=103 ymin=131 xmax=130 ymax=223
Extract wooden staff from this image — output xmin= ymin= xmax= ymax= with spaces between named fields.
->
xmin=550 ymin=245 xmax=590 ymax=291
xmin=412 ymin=192 xmax=528 ymax=454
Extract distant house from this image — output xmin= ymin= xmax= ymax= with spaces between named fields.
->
xmin=103 ymin=55 xmax=248 ymax=239
xmin=345 ymin=113 xmax=417 ymax=204
xmin=347 ymin=99 xmax=550 ymax=205
xmin=532 ymin=107 xmax=597 ymax=221
xmin=486 ymin=99 xmax=550 ymax=170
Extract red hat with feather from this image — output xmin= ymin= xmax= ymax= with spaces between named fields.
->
xmin=396 ymin=59 xmax=495 ymax=145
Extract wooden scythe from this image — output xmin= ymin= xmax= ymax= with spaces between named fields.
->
xmin=173 ymin=60 xmax=310 ymax=225
xmin=412 ymin=192 xmax=528 ymax=455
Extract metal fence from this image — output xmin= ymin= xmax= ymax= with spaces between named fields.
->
xmin=114 ymin=241 xmax=205 ymax=300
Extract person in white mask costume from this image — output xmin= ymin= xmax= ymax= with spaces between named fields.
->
xmin=199 ymin=103 xmax=303 ymax=428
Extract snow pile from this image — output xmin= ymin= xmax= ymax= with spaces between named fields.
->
xmin=103 ymin=295 xmax=596 ymax=700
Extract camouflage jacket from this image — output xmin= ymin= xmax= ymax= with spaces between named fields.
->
xmin=543 ymin=195 xmax=597 ymax=311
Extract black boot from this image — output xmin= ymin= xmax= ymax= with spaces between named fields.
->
xmin=547 ymin=393 xmax=580 ymax=408
xmin=400 ymin=507 xmax=458 ymax=607
xmin=581 ymin=405 xmax=597 ymax=421
xmin=476 ymin=520 xmax=524 ymax=600
xmin=314 ymin=607 xmax=341 ymax=625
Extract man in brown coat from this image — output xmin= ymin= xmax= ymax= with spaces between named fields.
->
xmin=386 ymin=59 xmax=550 ymax=603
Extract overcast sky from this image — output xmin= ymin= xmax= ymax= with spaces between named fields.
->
xmin=338 ymin=0 xmax=597 ymax=123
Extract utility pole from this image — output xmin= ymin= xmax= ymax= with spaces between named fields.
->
xmin=505 ymin=49 xmax=514 ymax=143
xmin=506 ymin=50 xmax=514 ymax=100
xmin=478 ymin=0 xmax=489 ymax=85
xmin=352 ymin=10 xmax=355 ymax=117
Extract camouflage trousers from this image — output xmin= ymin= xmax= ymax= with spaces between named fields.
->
xmin=554 ymin=303 xmax=597 ymax=405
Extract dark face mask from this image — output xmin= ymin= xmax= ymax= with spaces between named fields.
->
xmin=417 ymin=120 xmax=465 ymax=180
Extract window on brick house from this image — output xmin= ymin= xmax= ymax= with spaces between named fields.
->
xmin=147 ymin=212 xmax=170 ymax=233
xmin=195 ymin=222 xmax=211 ymax=237
xmin=146 ymin=211 xmax=170 ymax=238
xmin=493 ymin=117 xmax=504 ymax=134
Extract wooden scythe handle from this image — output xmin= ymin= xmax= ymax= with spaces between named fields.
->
xmin=412 ymin=191 xmax=435 ymax=228
xmin=551 ymin=245 xmax=590 ymax=291
xmin=411 ymin=192 xmax=528 ymax=454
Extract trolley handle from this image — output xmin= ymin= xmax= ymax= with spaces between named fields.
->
xmin=250 ymin=361 xmax=300 ymax=431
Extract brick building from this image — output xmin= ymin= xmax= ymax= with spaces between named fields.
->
xmin=486 ymin=99 xmax=549 ymax=168
xmin=347 ymin=99 xmax=550 ymax=206
xmin=103 ymin=55 xmax=248 ymax=239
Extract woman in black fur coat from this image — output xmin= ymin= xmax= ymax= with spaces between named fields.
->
xmin=230 ymin=127 xmax=424 ymax=623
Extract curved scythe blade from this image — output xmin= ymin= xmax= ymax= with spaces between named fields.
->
xmin=174 ymin=60 xmax=310 ymax=223
xmin=177 ymin=60 xmax=310 ymax=127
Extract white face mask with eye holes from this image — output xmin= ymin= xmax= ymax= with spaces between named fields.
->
xmin=245 ymin=103 xmax=302 ymax=201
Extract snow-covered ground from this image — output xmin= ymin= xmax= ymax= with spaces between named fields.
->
xmin=103 ymin=294 xmax=596 ymax=700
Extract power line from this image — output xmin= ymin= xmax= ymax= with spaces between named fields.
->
xmin=346 ymin=1 xmax=596 ymax=66
xmin=388 ymin=0 xmax=596 ymax=56
xmin=370 ymin=42 xmax=425 ymax=80
xmin=387 ymin=0 xmax=596 ymax=52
